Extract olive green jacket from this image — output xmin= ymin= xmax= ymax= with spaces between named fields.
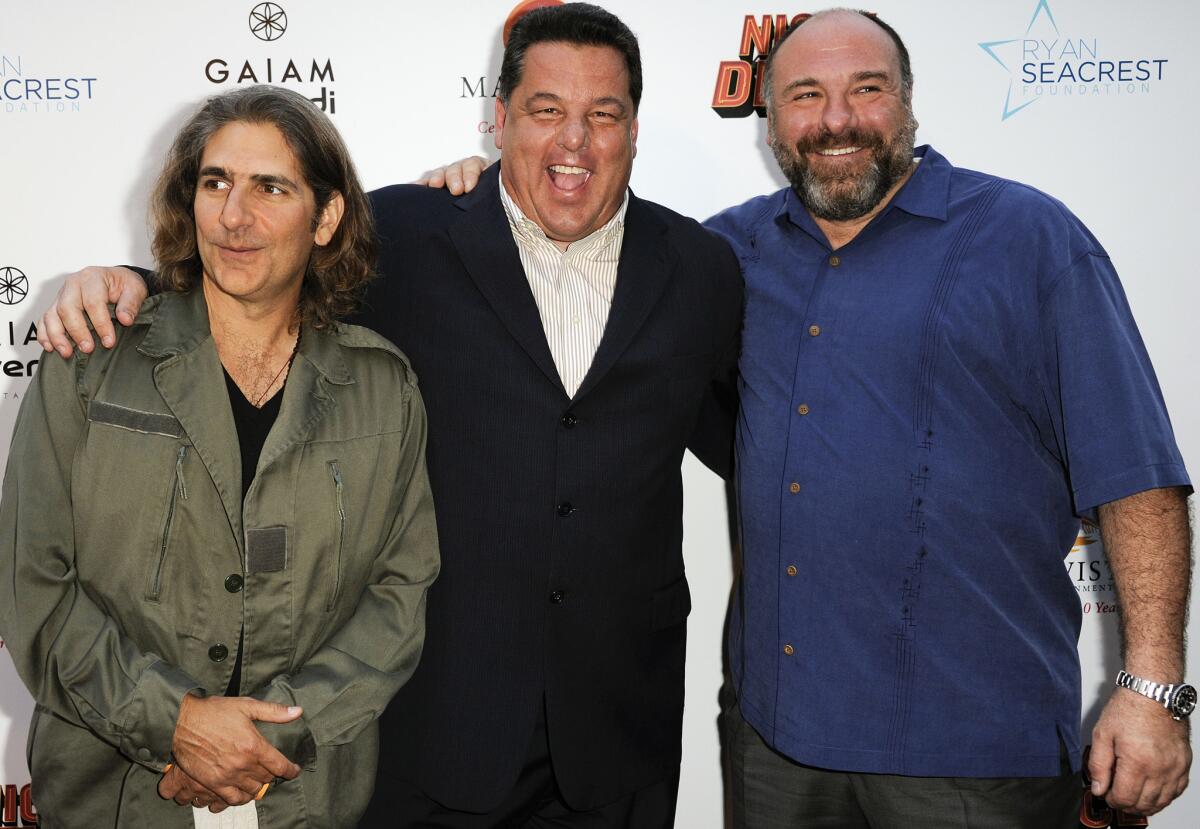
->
xmin=0 ymin=289 xmax=439 ymax=828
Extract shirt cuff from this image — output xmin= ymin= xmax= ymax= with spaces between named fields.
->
xmin=118 ymin=659 xmax=204 ymax=770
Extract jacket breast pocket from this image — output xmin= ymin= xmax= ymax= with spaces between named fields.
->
xmin=75 ymin=403 xmax=192 ymax=604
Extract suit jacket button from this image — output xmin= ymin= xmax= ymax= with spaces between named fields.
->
xmin=561 ymin=412 xmax=578 ymax=428
xmin=556 ymin=502 xmax=575 ymax=517
xmin=224 ymin=574 xmax=244 ymax=593
xmin=549 ymin=590 xmax=565 ymax=604
xmin=208 ymin=643 xmax=229 ymax=663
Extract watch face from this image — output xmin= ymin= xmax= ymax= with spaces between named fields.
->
xmin=1171 ymin=684 xmax=1198 ymax=718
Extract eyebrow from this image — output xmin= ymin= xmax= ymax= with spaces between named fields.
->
xmin=198 ymin=166 xmax=301 ymax=191
xmin=780 ymin=69 xmax=893 ymax=96
xmin=522 ymin=91 xmax=628 ymax=116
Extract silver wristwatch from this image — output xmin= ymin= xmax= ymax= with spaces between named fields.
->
xmin=1115 ymin=670 xmax=1197 ymax=721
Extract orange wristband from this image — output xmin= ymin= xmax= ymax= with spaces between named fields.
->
xmin=255 ymin=782 xmax=270 ymax=801
xmin=162 ymin=763 xmax=174 ymax=775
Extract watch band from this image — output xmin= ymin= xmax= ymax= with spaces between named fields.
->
xmin=1115 ymin=669 xmax=1170 ymax=705
xmin=1115 ymin=669 xmax=1196 ymax=721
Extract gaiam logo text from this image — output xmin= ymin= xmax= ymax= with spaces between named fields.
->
xmin=205 ymin=5 xmax=336 ymax=113
xmin=250 ymin=3 xmax=288 ymax=42
xmin=978 ymin=0 xmax=1169 ymax=120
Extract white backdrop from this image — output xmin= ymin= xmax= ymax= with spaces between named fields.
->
xmin=1 ymin=1 xmax=1197 ymax=826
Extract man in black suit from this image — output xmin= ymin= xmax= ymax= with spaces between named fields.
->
xmin=37 ymin=4 xmax=742 ymax=826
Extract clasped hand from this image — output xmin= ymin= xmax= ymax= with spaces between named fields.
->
xmin=158 ymin=693 xmax=303 ymax=812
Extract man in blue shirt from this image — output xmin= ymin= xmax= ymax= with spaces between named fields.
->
xmin=704 ymin=9 xmax=1192 ymax=827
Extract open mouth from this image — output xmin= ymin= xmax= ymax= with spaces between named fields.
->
xmin=816 ymin=146 xmax=863 ymax=157
xmin=547 ymin=164 xmax=592 ymax=192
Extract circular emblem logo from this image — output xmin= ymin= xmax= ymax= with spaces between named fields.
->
xmin=0 ymin=267 xmax=29 ymax=306
xmin=249 ymin=3 xmax=287 ymax=41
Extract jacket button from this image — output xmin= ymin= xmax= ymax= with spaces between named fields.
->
xmin=136 ymin=747 xmax=152 ymax=761
xmin=561 ymin=412 xmax=578 ymax=428
xmin=208 ymin=643 xmax=229 ymax=663
xmin=549 ymin=590 xmax=565 ymax=604
xmin=224 ymin=574 xmax=243 ymax=593
xmin=556 ymin=502 xmax=575 ymax=517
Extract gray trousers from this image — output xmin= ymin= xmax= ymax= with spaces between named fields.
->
xmin=723 ymin=703 xmax=1081 ymax=829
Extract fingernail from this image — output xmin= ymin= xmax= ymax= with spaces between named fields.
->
xmin=80 ymin=340 xmax=92 ymax=351
xmin=1091 ymin=782 xmax=1102 ymax=794
xmin=287 ymin=706 xmax=302 ymax=715
xmin=102 ymin=336 xmax=114 ymax=347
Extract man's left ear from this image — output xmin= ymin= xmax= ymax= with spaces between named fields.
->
xmin=314 ymin=191 xmax=345 ymax=247
xmin=631 ymin=117 xmax=638 ymax=159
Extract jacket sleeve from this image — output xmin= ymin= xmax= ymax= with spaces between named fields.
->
xmin=0 ymin=350 xmax=202 ymax=770
xmin=253 ymin=373 xmax=440 ymax=767
xmin=687 ymin=238 xmax=744 ymax=480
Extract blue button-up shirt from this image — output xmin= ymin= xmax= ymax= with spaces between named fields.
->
xmin=706 ymin=146 xmax=1191 ymax=777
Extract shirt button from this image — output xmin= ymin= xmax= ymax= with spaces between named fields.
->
xmin=783 ymin=644 xmax=795 ymax=656
xmin=549 ymin=590 xmax=565 ymax=604
xmin=208 ymin=643 xmax=229 ymax=663
xmin=808 ymin=324 xmax=821 ymax=337
xmin=224 ymin=574 xmax=243 ymax=593
xmin=797 ymin=404 xmax=810 ymax=416
xmin=829 ymin=255 xmax=841 ymax=267
xmin=556 ymin=502 xmax=575 ymax=517
xmin=786 ymin=565 xmax=797 ymax=577
xmin=136 ymin=747 xmax=152 ymax=761
xmin=561 ymin=412 xmax=578 ymax=428
xmin=789 ymin=482 xmax=801 ymax=494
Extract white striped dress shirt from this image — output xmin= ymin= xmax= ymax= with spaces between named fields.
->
xmin=499 ymin=173 xmax=629 ymax=397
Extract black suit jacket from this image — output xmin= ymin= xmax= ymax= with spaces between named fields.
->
xmin=353 ymin=166 xmax=742 ymax=812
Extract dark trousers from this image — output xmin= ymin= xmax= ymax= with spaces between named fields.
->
xmin=723 ymin=703 xmax=1081 ymax=829
xmin=361 ymin=705 xmax=679 ymax=828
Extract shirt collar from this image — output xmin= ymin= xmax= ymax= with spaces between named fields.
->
xmin=780 ymin=144 xmax=951 ymax=241
xmin=498 ymin=169 xmax=629 ymax=255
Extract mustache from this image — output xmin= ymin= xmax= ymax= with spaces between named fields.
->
xmin=793 ymin=128 xmax=885 ymax=155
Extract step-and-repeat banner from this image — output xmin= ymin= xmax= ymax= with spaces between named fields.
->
xmin=2 ymin=1 xmax=1197 ymax=825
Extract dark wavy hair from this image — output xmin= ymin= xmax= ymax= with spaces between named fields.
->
xmin=150 ymin=85 xmax=375 ymax=329
xmin=498 ymin=3 xmax=642 ymax=110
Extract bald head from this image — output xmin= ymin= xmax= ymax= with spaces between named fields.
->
xmin=764 ymin=9 xmax=913 ymax=113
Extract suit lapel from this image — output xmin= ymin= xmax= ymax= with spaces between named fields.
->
xmin=447 ymin=167 xmax=565 ymax=395
xmin=574 ymin=193 xmax=672 ymax=401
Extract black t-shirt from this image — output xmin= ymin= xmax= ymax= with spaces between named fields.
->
xmin=222 ymin=369 xmax=284 ymax=696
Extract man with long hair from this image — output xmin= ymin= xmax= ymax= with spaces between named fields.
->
xmin=0 ymin=85 xmax=439 ymax=827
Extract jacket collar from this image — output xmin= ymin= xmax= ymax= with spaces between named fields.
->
xmin=449 ymin=163 xmax=671 ymax=402
xmin=136 ymin=286 xmax=353 ymax=386
xmin=135 ymin=287 xmax=347 ymax=551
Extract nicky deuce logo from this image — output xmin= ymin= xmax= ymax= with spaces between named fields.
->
xmin=712 ymin=13 xmax=813 ymax=118
xmin=0 ymin=781 xmax=37 ymax=826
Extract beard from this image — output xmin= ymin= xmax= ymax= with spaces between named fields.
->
xmin=769 ymin=112 xmax=918 ymax=222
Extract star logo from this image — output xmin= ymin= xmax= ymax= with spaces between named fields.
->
xmin=249 ymin=3 xmax=287 ymax=42
xmin=978 ymin=0 xmax=1058 ymax=120
xmin=0 ymin=267 xmax=29 ymax=306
